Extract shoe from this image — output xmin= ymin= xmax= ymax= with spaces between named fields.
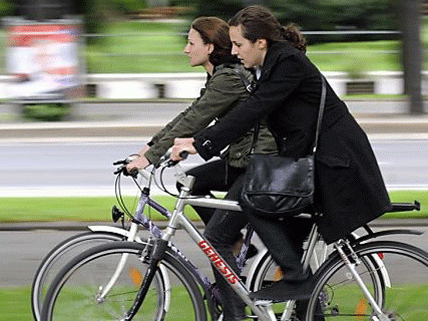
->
xmin=249 ymin=279 xmax=314 ymax=302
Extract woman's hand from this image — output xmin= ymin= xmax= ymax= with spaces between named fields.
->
xmin=126 ymin=156 xmax=150 ymax=173
xmin=126 ymin=145 xmax=151 ymax=172
xmin=171 ymin=138 xmax=197 ymax=161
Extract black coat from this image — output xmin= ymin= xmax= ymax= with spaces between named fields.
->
xmin=193 ymin=41 xmax=391 ymax=244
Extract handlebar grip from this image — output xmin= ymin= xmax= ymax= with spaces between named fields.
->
xmin=129 ymin=167 xmax=139 ymax=178
xmin=179 ymin=151 xmax=189 ymax=159
xmin=166 ymin=150 xmax=190 ymax=167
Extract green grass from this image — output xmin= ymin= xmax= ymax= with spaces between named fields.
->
xmin=3 ymin=17 xmax=428 ymax=74
xmin=82 ymin=17 xmax=428 ymax=73
xmin=85 ymin=20 xmax=194 ymax=73
xmin=2 ymin=283 xmax=428 ymax=321
xmin=0 ymin=195 xmax=199 ymax=223
xmin=0 ymin=286 xmax=32 ymax=321
xmin=84 ymin=22 xmax=413 ymax=73
xmin=0 ymin=190 xmax=426 ymax=223
xmin=0 ymin=285 xmax=198 ymax=320
xmin=307 ymin=40 xmax=404 ymax=72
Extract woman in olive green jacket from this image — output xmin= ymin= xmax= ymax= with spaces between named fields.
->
xmin=127 ymin=16 xmax=276 ymax=225
xmin=127 ymin=16 xmax=277 ymax=320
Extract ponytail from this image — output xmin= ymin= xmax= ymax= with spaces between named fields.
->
xmin=281 ymin=23 xmax=307 ymax=53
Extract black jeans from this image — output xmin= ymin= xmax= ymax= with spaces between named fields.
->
xmin=246 ymin=212 xmax=313 ymax=281
xmin=204 ymin=174 xmax=248 ymax=320
xmin=183 ymin=159 xmax=246 ymax=225
xmin=180 ymin=160 xmax=248 ymax=320
xmin=182 ymin=160 xmax=313 ymax=320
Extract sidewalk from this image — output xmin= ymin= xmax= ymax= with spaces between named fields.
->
xmin=1 ymin=99 xmax=428 ymax=142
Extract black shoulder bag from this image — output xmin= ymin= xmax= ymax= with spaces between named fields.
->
xmin=241 ymin=76 xmax=326 ymax=217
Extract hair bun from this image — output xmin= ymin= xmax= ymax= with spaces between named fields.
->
xmin=282 ymin=23 xmax=307 ymax=53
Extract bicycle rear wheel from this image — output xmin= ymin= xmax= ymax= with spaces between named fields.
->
xmin=306 ymin=240 xmax=428 ymax=321
xmin=41 ymin=241 xmax=207 ymax=321
xmin=246 ymin=240 xmax=331 ymax=320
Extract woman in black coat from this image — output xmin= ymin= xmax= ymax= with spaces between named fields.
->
xmin=172 ymin=4 xmax=392 ymax=307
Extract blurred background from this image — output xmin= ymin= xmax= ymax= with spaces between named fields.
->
xmin=1 ymin=2 xmax=428 ymax=320
xmin=0 ymin=0 xmax=427 ymax=119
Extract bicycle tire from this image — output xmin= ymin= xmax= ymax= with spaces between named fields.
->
xmin=247 ymin=241 xmax=388 ymax=320
xmin=306 ymin=240 xmax=428 ymax=321
xmin=41 ymin=241 xmax=207 ymax=321
xmin=31 ymin=231 xmax=126 ymax=321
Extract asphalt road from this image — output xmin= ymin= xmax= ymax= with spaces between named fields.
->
xmin=0 ymin=139 xmax=427 ymax=197
xmin=2 ymin=225 xmax=428 ymax=288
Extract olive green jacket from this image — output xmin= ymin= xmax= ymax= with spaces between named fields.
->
xmin=144 ymin=63 xmax=276 ymax=168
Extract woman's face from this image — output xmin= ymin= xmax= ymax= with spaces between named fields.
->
xmin=184 ymin=28 xmax=213 ymax=69
xmin=230 ymin=25 xmax=266 ymax=69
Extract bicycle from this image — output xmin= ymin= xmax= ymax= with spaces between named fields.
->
xmin=40 ymin=155 xmax=426 ymax=321
xmin=33 ymin=155 xmax=312 ymax=321
xmin=31 ymin=156 xmax=172 ymax=321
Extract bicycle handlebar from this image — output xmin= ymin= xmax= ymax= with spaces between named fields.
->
xmin=114 ymin=150 xmax=189 ymax=182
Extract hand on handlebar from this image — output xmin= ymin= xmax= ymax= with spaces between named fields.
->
xmin=171 ymin=138 xmax=197 ymax=161
xmin=126 ymin=155 xmax=150 ymax=173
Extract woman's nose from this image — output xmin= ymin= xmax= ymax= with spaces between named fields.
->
xmin=231 ymin=45 xmax=238 ymax=56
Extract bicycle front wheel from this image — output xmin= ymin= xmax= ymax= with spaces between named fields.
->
xmin=41 ymin=241 xmax=207 ymax=321
xmin=306 ymin=240 xmax=428 ymax=321
xmin=31 ymin=231 xmax=125 ymax=321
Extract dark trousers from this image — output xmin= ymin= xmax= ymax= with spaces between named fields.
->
xmin=246 ymin=213 xmax=313 ymax=281
xmin=183 ymin=160 xmax=313 ymax=320
xmin=184 ymin=159 xmax=246 ymax=225
xmin=182 ymin=160 xmax=248 ymax=320
xmin=203 ymin=174 xmax=249 ymax=320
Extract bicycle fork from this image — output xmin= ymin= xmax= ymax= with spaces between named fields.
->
xmin=334 ymin=240 xmax=388 ymax=321
xmin=121 ymin=237 xmax=168 ymax=321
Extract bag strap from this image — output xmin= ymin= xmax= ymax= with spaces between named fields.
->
xmin=313 ymin=75 xmax=327 ymax=154
xmin=251 ymin=74 xmax=327 ymax=155
xmin=234 ymin=66 xmax=253 ymax=92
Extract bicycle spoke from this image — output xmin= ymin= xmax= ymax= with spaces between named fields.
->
xmin=307 ymin=241 xmax=428 ymax=321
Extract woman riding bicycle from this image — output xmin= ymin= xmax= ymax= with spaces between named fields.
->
xmin=171 ymin=4 xmax=392 ymax=312
xmin=126 ymin=16 xmax=279 ymax=320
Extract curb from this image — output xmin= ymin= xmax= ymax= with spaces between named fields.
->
xmin=0 ymin=220 xmax=204 ymax=231
xmin=1 ymin=117 xmax=428 ymax=141
xmin=2 ymin=218 xmax=427 ymax=232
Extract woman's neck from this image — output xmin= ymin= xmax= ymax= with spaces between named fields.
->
xmin=204 ymin=62 xmax=214 ymax=76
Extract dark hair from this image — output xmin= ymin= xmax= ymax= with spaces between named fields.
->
xmin=191 ymin=17 xmax=235 ymax=65
xmin=229 ymin=5 xmax=307 ymax=52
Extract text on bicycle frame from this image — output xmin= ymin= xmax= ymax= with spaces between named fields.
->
xmin=199 ymin=240 xmax=239 ymax=284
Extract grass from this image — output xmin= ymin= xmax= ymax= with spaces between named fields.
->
xmin=0 ymin=195 xmax=199 ymax=223
xmin=0 ymin=190 xmax=426 ymax=223
xmin=84 ymin=21 xmax=418 ymax=73
xmin=0 ymin=286 xmax=32 ymax=321
xmin=1 ymin=17 xmax=428 ymax=74
xmin=85 ymin=20 xmax=194 ymax=73
xmin=0 ymin=285 xmax=198 ymax=321
xmin=3 ymin=283 xmax=428 ymax=320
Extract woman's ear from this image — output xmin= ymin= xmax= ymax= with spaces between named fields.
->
xmin=257 ymin=39 xmax=268 ymax=50
xmin=207 ymin=43 xmax=214 ymax=55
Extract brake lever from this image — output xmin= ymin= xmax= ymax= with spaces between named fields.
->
xmin=113 ymin=159 xmax=127 ymax=166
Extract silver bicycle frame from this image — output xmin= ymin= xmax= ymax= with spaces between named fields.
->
xmin=158 ymin=175 xmax=286 ymax=321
